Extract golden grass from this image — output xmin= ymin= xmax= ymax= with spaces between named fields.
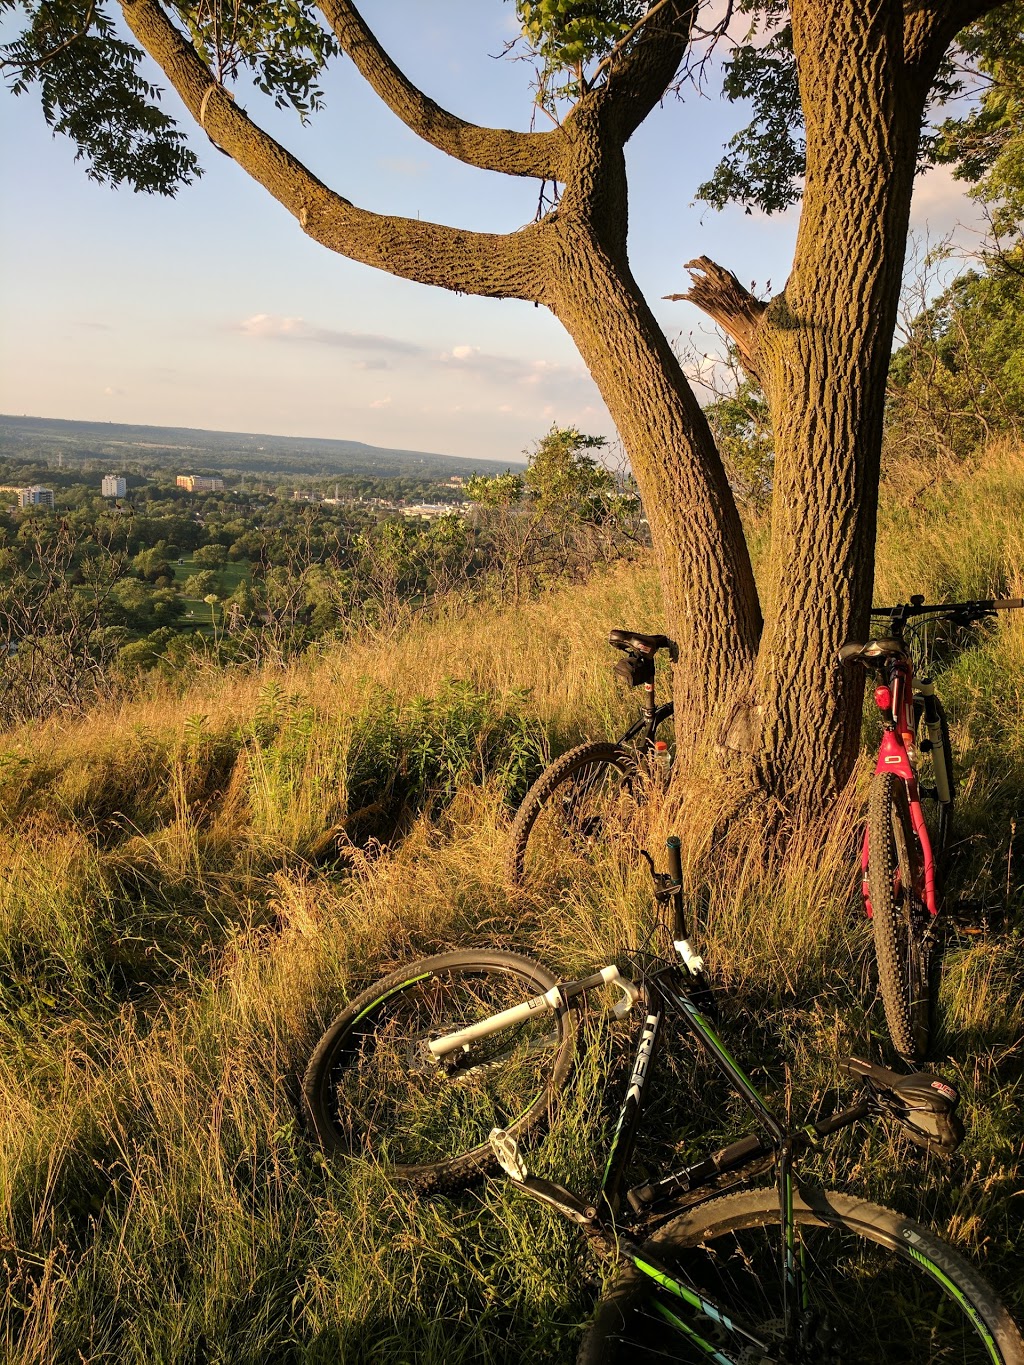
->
xmin=1 ymin=448 xmax=1023 ymax=1361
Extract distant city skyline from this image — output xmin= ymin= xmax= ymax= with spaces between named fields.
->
xmin=0 ymin=3 xmax=987 ymax=464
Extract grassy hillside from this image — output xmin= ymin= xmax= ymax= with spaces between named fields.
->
xmin=2 ymin=443 xmax=1023 ymax=1363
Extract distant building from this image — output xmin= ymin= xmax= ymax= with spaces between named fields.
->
xmin=292 ymin=490 xmax=323 ymax=503
xmin=102 ymin=475 xmax=127 ymax=498
xmin=18 ymin=486 xmax=54 ymax=508
xmin=176 ymin=475 xmax=224 ymax=492
xmin=401 ymin=503 xmax=465 ymax=521
xmin=447 ymin=476 xmax=465 ymax=487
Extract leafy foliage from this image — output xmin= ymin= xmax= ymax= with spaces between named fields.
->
xmin=926 ymin=2 xmax=1024 ymax=241
xmin=1 ymin=0 xmax=200 ymax=193
xmin=513 ymin=0 xmax=646 ymax=112
xmin=704 ymin=378 xmax=774 ymax=511
xmin=174 ymin=0 xmax=337 ymax=114
xmin=695 ymin=0 xmax=1024 ymax=218
xmin=886 ymin=250 xmax=1024 ymax=462
xmin=695 ymin=7 xmax=803 ymax=215
xmin=1 ymin=0 xmax=337 ymax=193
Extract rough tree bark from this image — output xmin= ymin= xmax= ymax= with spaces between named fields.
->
xmin=674 ymin=0 xmax=999 ymax=801
xmin=115 ymin=0 xmax=1000 ymax=812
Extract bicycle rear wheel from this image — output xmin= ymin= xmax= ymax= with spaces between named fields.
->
xmin=505 ymin=741 xmax=638 ymax=886
xmin=867 ymin=772 xmax=934 ymax=1061
xmin=578 ymin=1186 xmax=1024 ymax=1363
xmin=302 ymin=950 xmax=576 ymax=1190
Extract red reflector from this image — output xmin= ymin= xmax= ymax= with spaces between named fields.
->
xmin=874 ymin=685 xmax=892 ymax=711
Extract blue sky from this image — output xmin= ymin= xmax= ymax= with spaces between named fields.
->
xmin=0 ymin=2 xmax=984 ymax=464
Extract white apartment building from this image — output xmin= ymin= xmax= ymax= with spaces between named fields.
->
xmin=18 ymin=486 xmax=55 ymax=508
xmin=102 ymin=475 xmax=127 ymax=498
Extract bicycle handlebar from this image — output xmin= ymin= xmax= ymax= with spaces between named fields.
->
xmin=870 ymin=596 xmax=1023 ymax=624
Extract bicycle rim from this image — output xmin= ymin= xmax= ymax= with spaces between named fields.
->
xmin=507 ymin=742 xmax=637 ymax=886
xmin=579 ymin=1187 xmax=1023 ymax=1364
xmin=868 ymin=774 xmax=933 ymax=1060
xmin=303 ymin=952 xmax=575 ymax=1185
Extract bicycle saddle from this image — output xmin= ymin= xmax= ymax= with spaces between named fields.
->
xmin=846 ymin=1057 xmax=963 ymax=1154
xmin=838 ymin=637 xmax=906 ymax=664
xmin=609 ymin=630 xmax=679 ymax=662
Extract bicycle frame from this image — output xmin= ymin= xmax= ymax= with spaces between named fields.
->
xmin=618 ymin=688 xmax=674 ymax=751
xmin=428 ymin=866 xmax=874 ymax=1359
xmin=861 ymin=649 xmax=940 ymax=919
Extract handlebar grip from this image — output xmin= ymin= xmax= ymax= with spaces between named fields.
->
xmin=992 ymin=598 xmax=1024 ymax=611
xmin=666 ymin=835 xmax=683 ymax=886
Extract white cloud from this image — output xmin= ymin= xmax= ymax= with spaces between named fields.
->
xmin=369 ymin=396 xmax=392 ymax=408
xmin=238 ymin=314 xmax=426 ymax=357
xmin=910 ymin=164 xmax=988 ymax=242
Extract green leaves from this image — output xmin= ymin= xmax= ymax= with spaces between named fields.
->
xmin=1 ymin=0 xmax=201 ymax=194
xmin=924 ymin=3 xmax=1024 ymax=242
xmin=695 ymin=8 xmax=803 ymax=216
xmin=173 ymin=0 xmax=338 ymax=116
xmin=513 ymin=0 xmax=645 ymax=111
xmin=1 ymin=0 xmax=339 ymax=194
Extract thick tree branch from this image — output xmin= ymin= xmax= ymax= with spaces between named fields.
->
xmin=316 ymin=0 xmax=566 ymax=181
xmin=118 ymin=0 xmax=551 ymax=301
xmin=902 ymin=0 xmax=1007 ymax=92
xmin=667 ymin=258 xmax=767 ymax=385
xmin=582 ymin=0 xmax=698 ymax=144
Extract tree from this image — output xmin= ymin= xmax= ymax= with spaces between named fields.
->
xmin=886 ymin=251 xmax=1024 ymax=462
xmin=182 ymin=567 xmax=218 ymax=598
xmin=3 ymin=0 xmax=1010 ymax=809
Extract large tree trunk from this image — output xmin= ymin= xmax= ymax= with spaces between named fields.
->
xmin=544 ymin=110 xmax=762 ymax=751
xmin=748 ymin=1 xmax=931 ymax=804
xmin=684 ymin=1 xmax=942 ymax=808
xmin=549 ymin=229 xmax=763 ymax=746
xmin=117 ymin=0 xmax=981 ymax=815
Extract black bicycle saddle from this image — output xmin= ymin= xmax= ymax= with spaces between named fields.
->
xmin=609 ymin=630 xmax=679 ymax=662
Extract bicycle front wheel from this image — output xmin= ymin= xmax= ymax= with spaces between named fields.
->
xmin=578 ymin=1186 xmax=1024 ymax=1363
xmin=505 ymin=741 xmax=638 ymax=886
xmin=302 ymin=950 xmax=576 ymax=1189
xmin=867 ymin=772 xmax=934 ymax=1061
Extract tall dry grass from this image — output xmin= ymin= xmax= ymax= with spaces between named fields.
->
xmin=2 ymin=449 xmax=1023 ymax=1361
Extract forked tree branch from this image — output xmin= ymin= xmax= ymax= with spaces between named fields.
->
xmin=317 ymin=0 xmax=567 ymax=181
xmin=583 ymin=0 xmax=699 ymax=143
xmin=902 ymin=0 xmax=1007 ymax=93
xmin=666 ymin=257 xmax=768 ymax=385
xmin=118 ymin=0 xmax=552 ymax=301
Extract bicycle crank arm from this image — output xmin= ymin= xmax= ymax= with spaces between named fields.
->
xmin=489 ymin=1129 xmax=597 ymax=1224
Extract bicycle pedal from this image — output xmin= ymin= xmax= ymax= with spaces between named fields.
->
xmin=490 ymin=1128 xmax=528 ymax=1182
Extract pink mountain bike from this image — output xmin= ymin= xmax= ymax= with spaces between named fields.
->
xmin=840 ymin=594 xmax=1022 ymax=1061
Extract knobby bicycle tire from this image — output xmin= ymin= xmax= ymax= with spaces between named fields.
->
xmin=867 ymin=772 xmax=933 ymax=1061
xmin=578 ymin=1186 xmax=1024 ymax=1364
xmin=302 ymin=950 xmax=576 ymax=1190
xmin=505 ymin=741 xmax=638 ymax=886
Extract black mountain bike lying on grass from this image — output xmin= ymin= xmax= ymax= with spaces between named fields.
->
xmin=303 ymin=840 xmax=1024 ymax=1363
xmin=506 ymin=629 xmax=677 ymax=885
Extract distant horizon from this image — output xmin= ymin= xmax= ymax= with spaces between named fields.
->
xmin=0 ymin=412 xmax=528 ymax=471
